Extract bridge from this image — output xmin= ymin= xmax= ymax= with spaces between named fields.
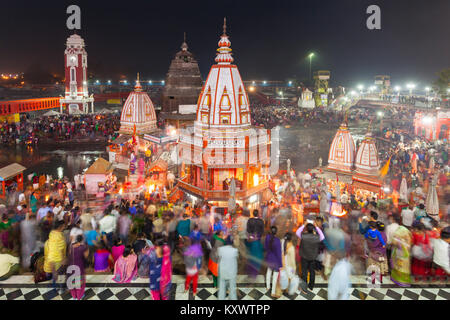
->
xmin=0 ymin=92 xmax=133 ymax=120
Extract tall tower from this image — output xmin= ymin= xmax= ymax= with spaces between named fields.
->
xmin=60 ymin=33 xmax=94 ymax=114
xmin=161 ymin=33 xmax=203 ymax=128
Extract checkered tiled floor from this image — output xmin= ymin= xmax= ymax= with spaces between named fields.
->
xmin=0 ymin=275 xmax=448 ymax=300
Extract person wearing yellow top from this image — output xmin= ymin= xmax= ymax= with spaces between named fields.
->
xmin=44 ymin=220 xmax=67 ymax=291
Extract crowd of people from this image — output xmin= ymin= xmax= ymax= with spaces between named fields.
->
xmin=0 ymin=126 xmax=448 ymax=300
xmin=0 ymin=113 xmax=121 ymax=145
xmin=251 ymin=104 xmax=345 ymax=128
xmin=0 ymin=95 xmax=448 ymax=301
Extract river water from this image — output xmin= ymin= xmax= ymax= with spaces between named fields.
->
xmin=0 ymin=121 xmax=370 ymax=181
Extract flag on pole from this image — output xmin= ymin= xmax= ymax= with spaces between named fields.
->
xmin=132 ymin=124 xmax=137 ymax=145
xmin=379 ymin=156 xmax=391 ymax=177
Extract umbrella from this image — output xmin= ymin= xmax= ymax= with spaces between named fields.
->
xmin=43 ymin=110 xmax=61 ymax=117
xmin=425 ymin=174 xmax=439 ymax=221
xmin=228 ymin=177 xmax=236 ymax=213
xmin=399 ymin=177 xmax=408 ymax=202
xmin=70 ymin=108 xmax=83 ymax=115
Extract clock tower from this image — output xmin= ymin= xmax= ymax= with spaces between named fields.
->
xmin=60 ymin=33 xmax=94 ymax=114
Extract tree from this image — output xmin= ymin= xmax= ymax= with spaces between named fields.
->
xmin=432 ymin=68 xmax=450 ymax=98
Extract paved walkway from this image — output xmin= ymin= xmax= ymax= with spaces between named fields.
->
xmin=0 ymin=275 xmax=448 ymax=300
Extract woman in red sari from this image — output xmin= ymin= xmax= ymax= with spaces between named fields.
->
xmin=411 ymin=222 xmax=433 ymax=281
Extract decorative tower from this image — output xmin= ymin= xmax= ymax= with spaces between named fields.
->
xmin=178 ymin=19 xmax=271 ymax=204
xmin=327 ymin=122 xmax=356 ymax=173
xmin=59 ymin=33 xmax=94 ymax=114
xmin=354 ymin=132 xmax=380 ymax=176
xmin=119 ymin=74 xmax=157 ymax=135
xmin=161 ymin=33 xmax=203 ymax=128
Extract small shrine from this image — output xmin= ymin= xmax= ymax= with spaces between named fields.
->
xmin=352 ymin=131 xmax=382 ymax=196
xmin=108 ymin=74 xmax=177 ymax=171
xmin=327 ymin=122 xmax=356 ymax=173
xmin=297 ymin=88 xmax=315 ymax=109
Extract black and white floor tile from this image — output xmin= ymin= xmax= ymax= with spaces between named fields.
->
xmin=0 ymin=275 xmax=448 ymax=300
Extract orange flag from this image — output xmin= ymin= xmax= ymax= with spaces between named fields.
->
xmin=379 ymin=156 xmax=391 ymax=177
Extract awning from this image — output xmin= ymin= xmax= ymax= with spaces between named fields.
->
xmin=110 ymin=134 xmax=132 ymax=145
xmin=352 ymin=180 xmax=381 ymax=193
xmin=0 ymin=163 xmax=26 ymax=181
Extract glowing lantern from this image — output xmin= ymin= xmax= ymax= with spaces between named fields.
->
xmin=253 ymin=174 xmax=259 ymax=186
xmin=45 ymin=195 xmax=50 ymax=202
xmin=331 ymin=208 xmax=347 ymax=217
xmin=119 ymin=188 xmax=123 ymax=194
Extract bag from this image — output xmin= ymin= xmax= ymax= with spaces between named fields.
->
xmin=411 ymin=244 xmax=433 ymax=261
xmin=279 ymin=269 xmax=289 ymax=290
xmin=288 ymin=275 xmax=300 ymax=296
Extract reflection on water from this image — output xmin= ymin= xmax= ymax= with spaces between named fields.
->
xmin=0 ymin=143 xmax=107 ymax=181
xmin=0 ymin=121 xmax=370 ymax=180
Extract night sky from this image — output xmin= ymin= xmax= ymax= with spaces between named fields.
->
xmin=0 ymin=0 xmax=449 ymax=87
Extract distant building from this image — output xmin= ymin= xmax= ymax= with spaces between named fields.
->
xmin=59 ymin=33 xmax=94 ymax=114
xmin=160 ymin=34 xmax=203 ymax=128
xmin=298 ymin=88 xmax=315 ymax=109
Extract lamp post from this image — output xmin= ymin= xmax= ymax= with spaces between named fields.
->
xmin=308 ymin=53 xmax=314 ymax=83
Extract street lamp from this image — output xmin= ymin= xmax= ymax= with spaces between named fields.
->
xmin=406 ymin=83 xmax=416 ymax=95
xmin=107 ymin=80 xmax=111 ymax=85
xmin=308 ymin=52 xmax=314 ymax=82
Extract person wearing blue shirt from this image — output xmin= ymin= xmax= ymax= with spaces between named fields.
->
xmin=364 ymin=221 xmax=386 ymax=247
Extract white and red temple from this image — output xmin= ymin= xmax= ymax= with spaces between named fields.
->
xmin=325 ymin=124 xmax=384 ymax=200
xmin=178 ymin=19 xmax=271 ymax=206
xmin=352 ymin=131 xmax=382 ymax=194
xmin=59 ymin=33 xmax=94 ymax=114
xmin=119 ymin=75 xmax=157 ymax=135
xmin=109 ymin=75 xmax=176 ymax=170
xmin=327 ymin=122 xmax=356 ymax=173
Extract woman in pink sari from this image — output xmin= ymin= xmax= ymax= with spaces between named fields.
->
xmin=149 ymin=239 xmax=172 ymax=300
xmin=112 ymin=246 xmax=138 ymax=283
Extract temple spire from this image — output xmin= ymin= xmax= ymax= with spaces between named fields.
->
xmin=181 ymin=31 xmax=188 ymax=51
xmin=223 ymin=17 xmax=227 ymax=36
xmin=135 ymin=72 xmax=142 ymax=92
xmin=215 ymin=19 xmax=233 ymax=65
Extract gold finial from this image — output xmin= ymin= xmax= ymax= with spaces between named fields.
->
xmin=184 ymin=32 xmax=186 ymax=43
xmin=137 ymin=72 xmax=140 ymax=82
xmin=223 ymin=17 xmax=227 ymax=35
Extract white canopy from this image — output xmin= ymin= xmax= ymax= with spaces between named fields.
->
xmin=43 ymin=110 xmax=61 ymax=117
xmin=97 ymin=108 xmax=114 ymax=114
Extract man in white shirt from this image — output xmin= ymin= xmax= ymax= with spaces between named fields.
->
xmin=401 ymin=204 xmax=415 ymax=228
xmin=53 ymin=202 xmax=64 ymax=221
xmin=218 ymin=241 xmax=239 ymax=300
xmin=99 ymin=211 xmax=117 ymax=246
xmin=386 ymin=215 xmax=400 ymax=245
xmin=69 ymin=220 xmax=84 ymax=244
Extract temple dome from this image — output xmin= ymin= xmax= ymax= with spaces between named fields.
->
xmin=195 ymin=18 xmax=251 ymax=127
xmin=120 ymin=75 xmax=157 ymax=135
xmin=354 ymin=132 xmax=380 ymax=176
xmin=327 ymin=122 xmax=356 ymax=173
